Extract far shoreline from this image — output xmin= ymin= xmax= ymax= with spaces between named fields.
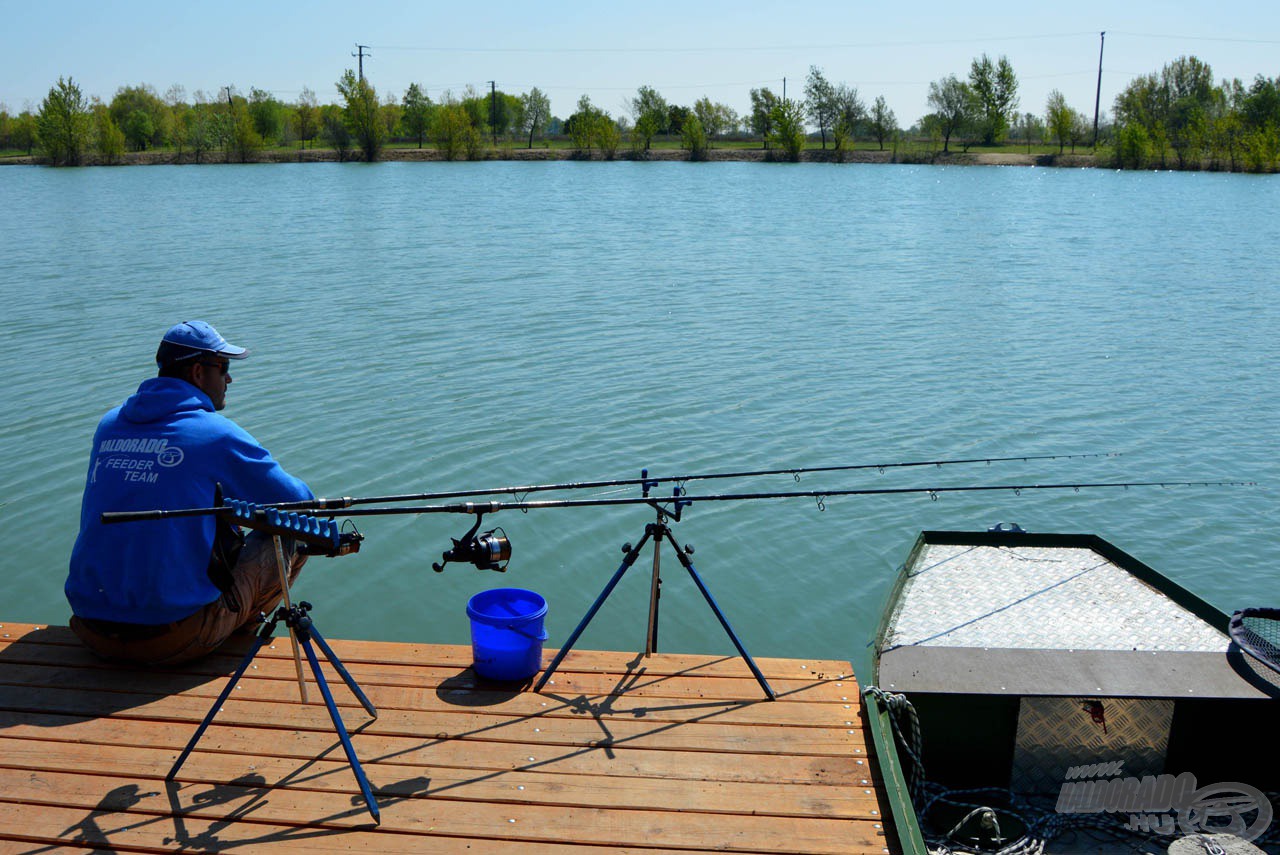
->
xmin=0 ymin=146 xmax=1100 ymax=168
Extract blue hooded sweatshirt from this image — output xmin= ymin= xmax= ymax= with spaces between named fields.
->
xmin=66 ymin=377 xmax=314 ymax=624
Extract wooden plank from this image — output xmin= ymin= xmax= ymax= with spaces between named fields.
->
xmin=0 ymin=840 xmax=119 ymax=855
xmin=0 ymin=768 xmax=891 ymax=854
xmin=0 ymin=712 xmax=874 ymax=787
xmin=0 ymin=661 xmax=864 ymax=728
xmin=0 ymin=624 xmax=857 ymax=680
xmin=0 ymin=737 xmax=880 ymax=819
xmin=0 ymin=637 xmax=857 ymax=705
xmin=0 ymin=800 xmax=690 ymax=855
xmin=0 ymin=685 xmax=865 ymax=756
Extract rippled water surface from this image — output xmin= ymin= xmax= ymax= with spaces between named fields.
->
xmin=1 ymin=161 xmax=1276 ymax=677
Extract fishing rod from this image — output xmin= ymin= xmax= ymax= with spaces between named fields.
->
xmin=262 ymin=451 xmax=1125 ymax=512
xmin=103 ymin=479 xmax=1249 ymax=526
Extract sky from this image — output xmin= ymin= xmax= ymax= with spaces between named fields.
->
xmin=3 ymin=1 xmax=1278 ymax=129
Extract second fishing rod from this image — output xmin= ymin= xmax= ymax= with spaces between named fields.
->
xmin=270 ymin=451 xmax=1123 ymax=512
xmin=285 ymin=478 xmax=1254 ymax=521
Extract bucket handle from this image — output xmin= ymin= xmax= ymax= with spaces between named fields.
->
xmin=504 ymin=623 xmax=549 ymax=642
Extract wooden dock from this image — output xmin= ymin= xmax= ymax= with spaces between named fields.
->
xmin=0 ymin=621 xmax=895 ymax=853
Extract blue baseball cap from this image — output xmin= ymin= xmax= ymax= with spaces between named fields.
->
xmin=156 ymin=320 xmax=249 ymax=365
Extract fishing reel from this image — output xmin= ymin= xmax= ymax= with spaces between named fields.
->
xmin=299 ymin=529 xmax=364 ymax=558
xmin=432 ymin=515 xmax=511 ymax=573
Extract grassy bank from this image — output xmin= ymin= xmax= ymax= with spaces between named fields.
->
xmin=0 ymin=139 xmax=1102 ymax=168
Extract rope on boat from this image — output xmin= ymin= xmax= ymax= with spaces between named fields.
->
xmin=866 ymin=686 xmax=925 ymax=801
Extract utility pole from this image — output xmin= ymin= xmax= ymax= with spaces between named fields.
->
xmin=353 ymin=44 xmax=370 ymax=82
xmin=490 ymin=80 xmax=497 ymax=146
xmin=783 ymin=77 xmax=787 ymax=101
xmin=1092 ymin=31 xmax=1105 ymax=148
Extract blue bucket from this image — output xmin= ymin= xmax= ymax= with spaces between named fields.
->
xmin=466 ymin=588 xmax=548 ymax=681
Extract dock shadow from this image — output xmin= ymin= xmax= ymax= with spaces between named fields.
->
xmin=434 ymin=671 xmax=528 ymax=707
xmin=0 ymin=625 xmax=245 ymax=727
xmin=159 ymin=772 xmax=376 ymax=852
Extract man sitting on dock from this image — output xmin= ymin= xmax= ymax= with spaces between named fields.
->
xmin=66 ymin=321 xmax=314 ymax=665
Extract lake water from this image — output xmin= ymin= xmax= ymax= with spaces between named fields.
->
xmin=1 ymin=161 xmax=1276 ymax=679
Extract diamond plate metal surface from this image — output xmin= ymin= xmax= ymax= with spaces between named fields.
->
xmin=1012 ymin=696 xmax=1174 ymax=794
xmin=884 ymin=543 xmax=1228 ymax=653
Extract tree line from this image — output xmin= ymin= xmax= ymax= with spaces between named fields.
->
xmin=5 ymin=54 xmax=1277 ymax=171
xmin=1110 ymin=56 xmax=1279 ymax=172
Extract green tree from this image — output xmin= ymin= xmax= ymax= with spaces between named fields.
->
xmin=868 ymin=96 xmax=897 ymax=150
xmin=693 ymin=97 xmax=734 ymax=140
xmin=1240 ymin=75 xmax=1280 ymax=131
xmin=226 ymin=103 xmax=263 ymax=163
xmin=381 ymin=92 xmax=403 ymax=141
xmin=184 ymin=97 xmax=219 ymax=163
xmin=1236 ymin=75 xmax=1280 ymax=172
xmin=681 ymin=113 xmax=708 ymax=160
xmin=36 ymin=77 xmax=93 ymax=165
xmin=693 ymin=97 xmax=717 ymax=139
xmin=320 ymin=103 xmax=352 ymax=161
xmin=1068 ymin=109 xmax=1090 ymax=153
xmin=92 ymin=101 xmax=125 ymax=164
xmin=1115 ymin=122 xmax=1151 ymax=169
xmin=1241 ymin=126 xmax=1279 ymax=172
xmin=122 ymin=109 xmax=155 ymax=151
xmin=498 ymin=93 xmax=521 ymax=143
xmin=926 ymin=75 xmax=972 ymax=153
xmin=459 ymin=86 xmax=489 ymax=137
xmin=1045 ymin=89 xmax=1073 ymax=154
xmin=565 ymin=95 xmax=600 ymax=153
xmin=12 ymin=112 xmax=37 ymax=155
xmin=433 ymin=97 xmax=480 ymax=160
xmin=1013 ymin=111 xmax=1036 ymax=152
xmin=804 ymin=66 xmax=836 ymax=149
xmin=629 ymin=85 xmax=668 ymax=150
xmin=667 ymin=104 xmax=691 ymax=138
xmin=769 ymin=98 xmax=806 ymax=161
xmin=1114 ymin=72 xmax=1165 ymax=131
xmin=968 ymin=54 xmax=1019 ymax=145
xmin=401 ymin=83 xmax=431 ymax=148
xmin=750 ymin=87 xmax=779 ymax=149
xmin=108 ymin=84 xmax=167 ymax=150
xmin=594 ymin=114 xmax=621 ymax=158
xmin=248 ymin=88 xmax=285 ymax=144
xmin=1112 ymin=56 xmax=1230 ymax=170
xmin=831 ymin=83 xmax=864 ymax=151
xmin=517 ymin=87 xmax=550 ymax=148
xmin=294 ymin=87 xmax=319 ymax=150
xmin=167 ymin=106 xmax=189 ymax=160
xmin=336 ymin=69 xmax=386 ymax=161
xmin=1163 ymin=56 xmax=1214 ymax=168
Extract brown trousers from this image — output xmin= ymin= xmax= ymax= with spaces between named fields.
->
xmin=70 ymin=532 xmax=307 ymax=667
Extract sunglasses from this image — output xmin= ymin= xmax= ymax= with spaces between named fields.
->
xmin=199 ymin=361 xmax=231 ymax=376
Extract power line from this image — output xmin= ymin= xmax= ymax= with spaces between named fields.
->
xmin=1108 ymin=31 xmax=1280 ymax=45
xmin=502 ymin=79 xmax=780 ymax=93
xmin=367 ymin=32 xmax=1101 ymax=54
xmin=367 ymin=30 xmax=1280 ymax=54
